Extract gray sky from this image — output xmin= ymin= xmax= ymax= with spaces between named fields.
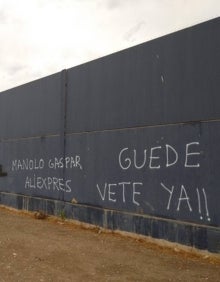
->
xmin=0 ymin=0 xmax=219 ymax=92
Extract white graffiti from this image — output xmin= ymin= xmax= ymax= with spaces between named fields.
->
xmin=161 ymin=182 xmax=210 ymax=221
xmin=118 ymin=142 xmax=200 ymax=170
xmin=11 ymin=155 xmax=83 ymax=194
xmin=25 ymin=175 xmax=71 ymax=193
xmin=96 ymin=182 xmax=143 ymax=206
xmin=12 ymin=159 xmax=45 ymax=171
xmin=48 ymin=156 xmax=82 ymax=170
xmin=11 ymin=155 xmax=83 ymax=171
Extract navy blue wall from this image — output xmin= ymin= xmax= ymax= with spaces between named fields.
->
xmin=0 ymin=17 xmax=220 ymax=252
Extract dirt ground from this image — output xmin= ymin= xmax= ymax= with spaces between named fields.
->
xmin=0 ymin=206 xmax=220 ymax=282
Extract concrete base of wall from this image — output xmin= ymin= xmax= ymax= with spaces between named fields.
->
xmin=1 ymin=191 xmax=220 ymax=254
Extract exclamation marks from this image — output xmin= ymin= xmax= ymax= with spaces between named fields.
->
xmin=196 ymin=188 xmax=202 ymax=220
xmin=196 ymin=188 xmax=211 ymax=221
xmin=202 ymin=188 xmax=211 ymax=221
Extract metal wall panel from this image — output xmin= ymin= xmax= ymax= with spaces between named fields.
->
xmin=0 ymin=136 xmax=65 ymax=201
xmin=64 ymin=121 xmax=220 ymax=226
xmin=66 ymin=17 xmax=220 ymax=133
xmin=1 ymin=120 xmax=220 ymax=227
xmin=0 ymin=72 xmax=63 ymax=139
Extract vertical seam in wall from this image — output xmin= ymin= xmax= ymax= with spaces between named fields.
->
xmin=61 ymin=69 xmax=68 ymax=202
